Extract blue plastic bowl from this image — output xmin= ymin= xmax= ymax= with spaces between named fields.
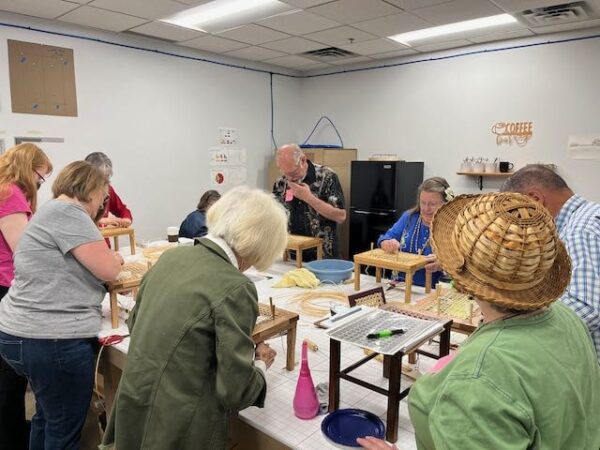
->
xmin=304 ymin=259 xmax=354 ymax=284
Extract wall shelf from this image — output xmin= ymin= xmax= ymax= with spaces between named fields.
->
xmin=457 ymin=172 xmax=513 ymax=190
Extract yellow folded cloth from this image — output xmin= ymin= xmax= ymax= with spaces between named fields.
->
xmin=273 ymin=268 xmax=319 ymax=288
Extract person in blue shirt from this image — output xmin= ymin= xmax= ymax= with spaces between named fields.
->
xmin=501 ymin=165 xmax=600 ymax=361
xmin=377 ymin=177 xmax=453 ymax=287
xmin=179 ymin=190 xmax=220 ymax=239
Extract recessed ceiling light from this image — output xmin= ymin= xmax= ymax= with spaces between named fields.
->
xmin=388 ymin=14 xmax=517 ymax=46
xmin=161 ymin=0 xmax=292 ymax=34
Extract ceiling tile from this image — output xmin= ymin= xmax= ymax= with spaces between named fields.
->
xmin=217 ymin=24 xmax=291 ymax=45
xmin=224 ymin=46 xmax=286 ymax=61
xmin=261 ymin=36 xmax=325 ymax=53
xmin=0 ymin=0 xmax=79 ymax=19
xmin=264 ymin=54 xmax=317 ymax=67
xmin=369 ymin=47 xmax=419 ymax=59
xmin=531 ymin=18 xmax=600 ymax=34
xmin=491 ymin=0 xmax=568 ymax=13
xmin=340 ymin=38 xmax=406 ymax=55
xmin=383 ymin=0 xmax=453 ymax=11
xmin=58 ymin=5 xmax=147 ymax=31
xmin=303 ymin=26 xmax=378 ymax=47
xmin=129 ymin=21 xmax=205 ymax=41
xmin=257 ymin=10 xmax=340 ymax=35
xmin=468 ymin=28 xmax=534 ymax=43
xmin=88 ymin=0 xmax=188 ymax=20
xmin=353 ymin=13 xmax=432 ymax=37
xmin=413 ymin=39 xmax=472 ymax=52
xmin=179 ymin=35 xmax=249 ymax=52
xmin=411 ymin=0 xmax=503 ymax=25
xmin=329 ymin=55 xmax=373 ymax=65
xmin=279 ymin=0 xmax=333 ymax=7
xmin=308 ymin=0 xmax=401 ymax=25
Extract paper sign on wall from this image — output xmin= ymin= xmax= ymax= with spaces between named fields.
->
xmin=568 ymin=135 xmax=600 ymax=160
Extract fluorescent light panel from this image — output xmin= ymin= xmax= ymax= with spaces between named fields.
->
xmin=389 ymin=14 xmax=517 ymax=46
xmin=161 ymin=0 xmax=291 ymax=33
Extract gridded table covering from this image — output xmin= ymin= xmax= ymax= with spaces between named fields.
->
xmin=327 ymin=308 xmax=444 ymax=355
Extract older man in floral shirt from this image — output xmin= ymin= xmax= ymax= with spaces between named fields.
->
xmin=273 ymin=144 xmax=346 ymax=259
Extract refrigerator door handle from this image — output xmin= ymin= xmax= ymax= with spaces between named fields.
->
xmin=353 ymin=210 xmax=391 ymax=216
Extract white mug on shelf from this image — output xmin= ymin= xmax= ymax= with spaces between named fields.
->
xmin=484 ymin=162 xmax=496 ymax=173
xmin=460 ymin=161 xmax=472 ymax=172
xmin=472 ymin=162 xmax=484 ymax=173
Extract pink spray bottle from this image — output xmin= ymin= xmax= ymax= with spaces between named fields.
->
xmin=293 ymin=340 xmax=319 ymax=419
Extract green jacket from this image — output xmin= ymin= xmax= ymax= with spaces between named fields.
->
xmin=101 ymin=239 xmax=266 ymax=450
xmin=408 ymin=302 xmax=600 ymax=450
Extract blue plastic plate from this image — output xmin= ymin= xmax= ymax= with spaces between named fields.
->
xmin=321 ymin=408 xmax=385 ymax=447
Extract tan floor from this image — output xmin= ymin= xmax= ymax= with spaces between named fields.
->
xmin=25 ymin=391 xmax=102 ymax=450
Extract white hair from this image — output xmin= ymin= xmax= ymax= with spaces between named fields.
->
xmin=207 ymin=186 xmax=288 ymax=271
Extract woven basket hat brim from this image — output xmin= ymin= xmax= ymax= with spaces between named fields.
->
xmin=431 ymin=195 xmax=571 ymax=310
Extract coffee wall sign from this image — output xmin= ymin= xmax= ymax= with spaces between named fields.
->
xmin=491 ymin=122 xmax=533 ymax=146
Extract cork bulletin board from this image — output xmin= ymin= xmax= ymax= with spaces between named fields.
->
xmin=8 ymin=39 xmax=78 ymax=117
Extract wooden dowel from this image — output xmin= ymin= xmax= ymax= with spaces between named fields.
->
xmin=304 ymin=338 xmax=319 ymax=352
xmin=269 ymin=297 xmax=275 ymax=320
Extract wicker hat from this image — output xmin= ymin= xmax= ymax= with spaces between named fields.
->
xmin=431 ymin=192 xmax=571 ymax=310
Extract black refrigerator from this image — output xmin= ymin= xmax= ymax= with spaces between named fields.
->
xmin=349 ymin=161 xmax=424 ymax=257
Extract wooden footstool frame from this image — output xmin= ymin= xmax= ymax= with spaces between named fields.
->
xmin=253 ymin=305 xmax=299 ymax=371
xmin=101 ymin=227 xmax=136 ymax=255
xmin=353 ymin=249 xmax=431 ymax=303
xmin=283 ymin=235 xmax=323 ymax=268
xmin=328 ymin=313 xmax=452 ymax=443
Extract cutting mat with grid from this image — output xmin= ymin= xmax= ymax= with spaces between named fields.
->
xmin=327 ymin=309 xmax=444 ymax=355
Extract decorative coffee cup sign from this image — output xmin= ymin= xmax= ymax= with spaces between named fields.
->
xmin=491 ymin=122 xmax=533 ymax=147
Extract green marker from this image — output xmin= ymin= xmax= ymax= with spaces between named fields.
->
xmin=367 ymin=328 xmax=405 ymax=339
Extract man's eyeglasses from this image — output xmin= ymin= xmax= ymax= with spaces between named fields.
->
xmin=283 ymin=158 xmax=305 ymax=181
xmin=34 ymin=169 xmax=46 ymax=185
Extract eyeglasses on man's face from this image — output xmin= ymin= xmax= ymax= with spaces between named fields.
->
xmin=283 ymin=158 xmax=306 ymax=181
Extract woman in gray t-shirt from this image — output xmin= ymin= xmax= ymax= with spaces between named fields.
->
xmin=0 ymin=161 xmax=123 ymax=450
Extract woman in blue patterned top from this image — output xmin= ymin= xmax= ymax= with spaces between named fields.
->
xmin=377 ymin=177 xmax=453 ymax=287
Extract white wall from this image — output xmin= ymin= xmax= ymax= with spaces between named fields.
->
xmin=0 ymin=12 xmax=301 ymax=241
xmin=296 ymin=30 xmax=600 ymax=202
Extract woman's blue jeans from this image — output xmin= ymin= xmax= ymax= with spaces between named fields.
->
xmin=0 ymin=331 xmax=95 ymax=450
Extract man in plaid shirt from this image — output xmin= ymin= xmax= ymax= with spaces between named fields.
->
xmin=502 ymin=165 xmax=600 ymax=361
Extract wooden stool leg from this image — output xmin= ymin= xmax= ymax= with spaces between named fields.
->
xmin=110 ymin=291 xmax=119 ymax=328
xmin=354 ymin=263 xmax=360 ymax=291
xmin=425 ymin=270 xmax=432 ymax=293
xmin=113 ymin=236 xmax=120 ymax=252
xmin=283 ymin=250 xmax=288 ymax=262
xmin=408 ymin=352 xmax=417 ymax=364
xmin=296 ymin=248 xmax=302 ymax=268
xmin=328 ymin=339 xmax=341 ymax=412
xmin=404 ymin=271 xmax=413 ymax=303
xmin=286 ymin=324 xmax=297 ymax=371
xmin=386 ymin=353 xmax=402 ymax=443
xmin=129 ymin=230 xmax=136 ymax=255
xmin=316 ymin=244 xmax=323 ymax=260
xmin=375 ymin=267 xmax=382 ymax=283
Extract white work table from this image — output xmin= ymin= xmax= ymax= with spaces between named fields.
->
xmin=99 ymin=260 xmax=441 ymax=450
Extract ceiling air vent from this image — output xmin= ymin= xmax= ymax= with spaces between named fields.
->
xmin=301 ymin=47 xmax=358 ymax=62
xmin=518 ymin=1 xmax=597 ymax=26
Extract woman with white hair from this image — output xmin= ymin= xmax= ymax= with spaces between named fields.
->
xmin=101 ymin=186 xmax=289 ymax=450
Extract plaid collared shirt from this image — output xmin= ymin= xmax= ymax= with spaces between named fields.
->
xmin=556 ymin=194 xmax=600 ymax=361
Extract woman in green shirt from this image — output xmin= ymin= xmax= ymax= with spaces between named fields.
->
xmin=359 ymin=192 xmax=600 ymax=450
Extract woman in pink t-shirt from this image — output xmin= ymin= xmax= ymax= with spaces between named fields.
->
xmin=0 ymin=143 xmax=52 ymax=450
